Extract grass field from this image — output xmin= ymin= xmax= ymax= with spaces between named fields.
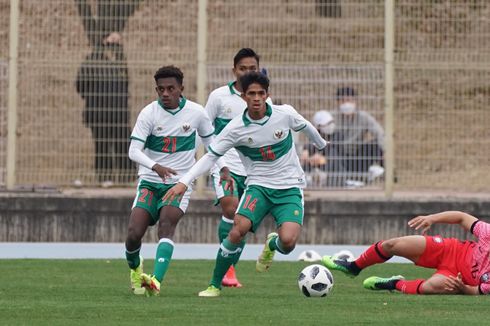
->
xmin=1 ymin=259 xmax=487 ymax=325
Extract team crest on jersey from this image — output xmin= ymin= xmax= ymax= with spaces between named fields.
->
xmin=225 ymin=107 xmax=232 ymax=114
xmin=182 ymin=123 xmax=191 ymax=132
xmin=433 ymin=236 xmax=443 ymax=243
xmin=481 ymin=273 xmax=489 ymax=283
xmin=247 ymin=137 xmax=254 ymax=144
xmin=156 ymin=126 xmax=163 ymax=132
xmin=274 ymin=129 xmax=284 ymax=139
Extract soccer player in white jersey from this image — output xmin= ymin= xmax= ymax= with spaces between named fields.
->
xmin=323 ymin=211 xmax=490 ymax=295
xmin=164 ymin=72 xmax=327 ymax=297
xmin=124 ymin=66 xmax=214 ymax=296
xmin=205 ymin=48 xmax=264 ymax=287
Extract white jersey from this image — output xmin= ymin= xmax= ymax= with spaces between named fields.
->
xmin=208 ymin=103 xmax=309 ymax=189
xmin=205 ymin=83 xmax=248 ymax=176
xmin=131 ymin=97 xmax=214 ymax=184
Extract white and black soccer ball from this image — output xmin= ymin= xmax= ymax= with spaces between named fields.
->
xmin=298 ymin=264 xmax=334 ymax=297
xmin=332 ymin=250 xmax=355 ymax=262
xmin=297 ymin=250 xmax=322 ymax=262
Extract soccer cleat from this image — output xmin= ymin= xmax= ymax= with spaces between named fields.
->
xmin=222 ymin=265 xmax=243 ymax=288
xmin=130 ymin=256 xmax=146 ymax=295
xmin=321 ymin=255 xmax=360 ymax=278
xmin=198 ymin=285 xmax=221 ymax=297
xmin=141 ymin=273 xmax=161 ymax=296
xmin=256 ymin=232 xmax=278 ymax=272
xmin=363 ymin=275 xmax=405 ymax=291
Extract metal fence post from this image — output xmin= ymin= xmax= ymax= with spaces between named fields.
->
xmin=384 ymin=0 xmax=395 ymax=198
xmin=7 ymin=0 xmax=19 ymax=190
xmin=195 ymin=0 xmax=208 ymax=196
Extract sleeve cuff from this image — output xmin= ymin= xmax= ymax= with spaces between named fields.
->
xmin=470 ymin=220 xmax=479 ymax=234
xmin=130 ymin=136 xmax=146 ymax=143
xmin=208 ymin=146 xmax=223 ymax=157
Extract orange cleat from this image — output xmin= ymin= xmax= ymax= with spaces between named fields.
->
xmin=222 ymin=265 xmax=242 ymax=288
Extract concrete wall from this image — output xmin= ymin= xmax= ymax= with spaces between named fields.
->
xmin=1 ymin=193 xmax=489 ymax=245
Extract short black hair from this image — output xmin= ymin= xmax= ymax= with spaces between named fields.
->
xmin=233 ymin=48 xmax=260 ymax=67
xmin=336 ymin=87 xmax=357 ymax=98
xmin=154 ymin=65 xmax=184 ymax=85
xmin=239 ymin=72 xmax=269 ymax=93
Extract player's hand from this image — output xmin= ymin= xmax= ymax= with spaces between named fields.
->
xmin=220 ymin=167 xmax=235 ymax=193
xmin=162 ymin=182 xmax=187 ymax=203
xmin=407 ymin=215 xmax=434 ymax=234
xmin=152 ymin=164 xmax=177 ymax=181
xmin=444 ymin=273 xmax=465 ymax=294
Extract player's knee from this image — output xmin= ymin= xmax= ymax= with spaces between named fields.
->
xmin=220 ymin=198 xmax=238 ymax=219
xmin=228 ymin=227 xmax=245 ymax=243
xmin=279 ymin=236 xmax=296 ymax=253
xmin=126 ymin=226 xmax=143 ymax=246
xmin=222 ymin=206 xmax=237 ymax=219
xmin=420 ymin=280 xmax=446 ymax=294
xmin=380 ymin=238 xmax=397 ymax=254
xmin=158 ymin=224 xmax=176 ymax=238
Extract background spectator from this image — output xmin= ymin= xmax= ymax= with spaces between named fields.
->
xmin=329 ymin=86 xmax=385 ymax=186
xmin=75 ymin=0 xmax=141 ymax=185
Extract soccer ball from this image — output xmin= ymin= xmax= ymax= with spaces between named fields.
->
xmin=332 ymin=249 xmax=355 ymax=262
xmin=297 ymin=249 xmax=322 ymax=262
xmin=298 ymin=264 xmax=334 ymax=297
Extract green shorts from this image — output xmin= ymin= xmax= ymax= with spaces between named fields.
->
xmin=236 ymin=185 xmax=304 ymax=232
xmin=132 ymin=179 xmax=192 ymax=226
xmin=212 ymin=171 xmax=247 ymax=205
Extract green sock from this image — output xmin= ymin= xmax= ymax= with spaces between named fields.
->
xmin=217 ymin=216 xmax=234 ymax=243
xmin=125 ymin=247 xmax=141 ymax=270
xmin=153 ymin=239 xmax=174 ymax=282
xmin=210 ymin=238 xmax=241 ymax=288
xmin=268 ymin=234 xmax=288 ymax=254
xmin=233 ymin=238 xmax=246 ymax=266
xmin=217 ymin=216 xmax=245 ymax=266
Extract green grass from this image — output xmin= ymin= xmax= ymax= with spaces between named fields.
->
xmin=0 ymin=259 xmax=487 ymax=325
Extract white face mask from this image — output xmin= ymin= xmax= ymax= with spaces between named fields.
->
xmin=319 ymin=122 xmax=336 ymax=135
xmin=339 ymin=102 xmax=356 ymax=115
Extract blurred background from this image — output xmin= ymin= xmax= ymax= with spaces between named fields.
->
xmin=0 ymin=0 xmax=489 ymax=194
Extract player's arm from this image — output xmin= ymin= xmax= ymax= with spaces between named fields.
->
xmin=204 ymin=91 xmax=219 ymax=125
xmin=164 ymin=127 xmax=235 ymax=201
xmin=444 ymin=273 xmax=480 ymax=295
xmin=128 ymin=138 xmax=176 ymax=180
xmin=285 ymin=105 xmax=327 ymax=150
xmin=408 ymin=211 xmax=478 ymax=234
xmin=162 ymin=152 xmax=220 ymax=203
xmin=299 ymin=121 xmax=327 ymax=150
xmin=196 ymin=108 xmax=229 ymax=178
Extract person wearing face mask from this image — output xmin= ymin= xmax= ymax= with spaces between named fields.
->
xmin=301 ymin=110 xmax=347 ymax=187
xmin=328 ymin=87 xmax=385 ymax=187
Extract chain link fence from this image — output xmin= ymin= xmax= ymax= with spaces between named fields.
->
xmin=0 ymin=0 xmax=488 ymax=192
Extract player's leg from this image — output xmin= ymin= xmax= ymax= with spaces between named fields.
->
xmin=323 ymin=235 xmax=427 ymax=277
xmin=364 ymin=237 xmax=463 ymax=295
xmin=199 ymin=214 xmax=251 ymax=297
xmin=219 ymin=195 xmax=242 ymax=287
xmin=257 ymin=221 xmax=301 ymax=272
xmin=215 ymin=172 xmax=247 ymax=287
xmin=257 ymin=187 xmax=304 ymax=272
xmin=125 ymin=202 xmax=153 ymax=295
xmin=363 ymin=274 xmax=450 ymax=295
xmin=142 ymin=185 xmax=190 ymax=296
